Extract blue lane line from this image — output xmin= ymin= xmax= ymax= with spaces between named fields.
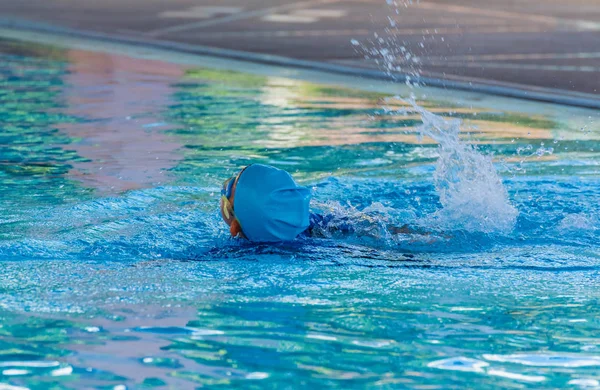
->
xmin=0 ymin=17 xmax=599 ymax=110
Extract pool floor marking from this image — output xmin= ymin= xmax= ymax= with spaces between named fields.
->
xmin=159 ymin=7 xmax=244 ymax=20
xmin=262 ymin=9 xmax=347 ymax=24
xmin=147 ymin=0 xmax=342 ymax=36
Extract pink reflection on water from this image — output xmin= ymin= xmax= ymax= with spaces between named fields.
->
xmin=61 ymin=50 xmax=185 ymax=193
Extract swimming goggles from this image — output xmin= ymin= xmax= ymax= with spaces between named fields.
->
xmin=220 ymin=166 xmax=249 ymax=223
xmin=221 ymin=176 xmax=237 ymax=222
xmin=222 ymin=175 xmax=236 ymax=199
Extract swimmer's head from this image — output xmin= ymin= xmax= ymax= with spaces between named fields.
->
xmin=220 ymin=164 xmax=311 ymax=242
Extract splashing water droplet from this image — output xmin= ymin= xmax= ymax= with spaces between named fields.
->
xmin=400 ymin=99 xmax=518 ymax=234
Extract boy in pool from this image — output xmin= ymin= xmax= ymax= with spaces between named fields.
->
xmin=220 ymin=164 xmax=415 ymax=242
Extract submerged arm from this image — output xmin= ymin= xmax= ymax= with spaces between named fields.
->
xmin=308 ymin=212 xmax=434 ymax=239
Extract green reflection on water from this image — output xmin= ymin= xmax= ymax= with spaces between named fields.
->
xmin=166 ymin=67 xmax=568 ymax=186
xmin=0 ymin=42 xmax=89 ymax=209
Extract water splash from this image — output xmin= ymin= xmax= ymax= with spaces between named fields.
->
xmin=350 ymin=0 xmax=423 ymax=87
xmin=400 ymin=99 xmax=518 ymax=233
xmin=559 ymin=213 xmax=598 ymax=232
xmin=349 ymin=1 xmax=517 ymax=234
xmin=311 ymin=200 xmax=404 ymax=241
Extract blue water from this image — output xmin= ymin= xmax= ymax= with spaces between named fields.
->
xmin=1 ymin=37 xmax=600 ymax=389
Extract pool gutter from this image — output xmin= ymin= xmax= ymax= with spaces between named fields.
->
xmin=1 ymin=17 xmax=599 ymax=111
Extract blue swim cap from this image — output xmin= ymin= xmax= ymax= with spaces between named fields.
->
xmin=233 ymin=164 xmax=311 ymax=242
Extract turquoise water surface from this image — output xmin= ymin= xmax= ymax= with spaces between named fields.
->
xmin=1 ymin=37 xmax=600 ymax=389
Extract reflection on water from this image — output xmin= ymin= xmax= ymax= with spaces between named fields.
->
xmin=61 ymin=50 xmax=184 ymax=193
xmin=0 ymin=38 xmax=600 ymax=388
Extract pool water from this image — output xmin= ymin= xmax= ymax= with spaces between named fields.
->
xmin=1 ymin=37 xmax=600 ymax=389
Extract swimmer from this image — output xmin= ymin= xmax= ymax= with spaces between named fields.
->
xmin=220 ymin=164 xmax=420 ymax=242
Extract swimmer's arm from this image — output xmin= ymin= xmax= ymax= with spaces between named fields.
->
xmin=387 ymin=223 xmax=429 ymax=235
xmin=310 ymin=213 xmax=444 ymax=239
xmin=387 ymin=223 xmax=453 ymax=242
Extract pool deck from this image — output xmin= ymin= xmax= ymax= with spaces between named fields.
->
xmin=0 ymin=0 xmax=599 ymax=107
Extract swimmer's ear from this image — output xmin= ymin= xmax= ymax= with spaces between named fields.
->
xmin=230 ymin=219 xmax=243 ymax=238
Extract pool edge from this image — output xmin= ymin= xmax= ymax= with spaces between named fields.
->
xmin=1 ymin=17 xmax=599 ymax=111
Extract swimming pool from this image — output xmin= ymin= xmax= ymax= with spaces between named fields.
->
xmin=1 ymin=35 xmax=600 ymax=389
